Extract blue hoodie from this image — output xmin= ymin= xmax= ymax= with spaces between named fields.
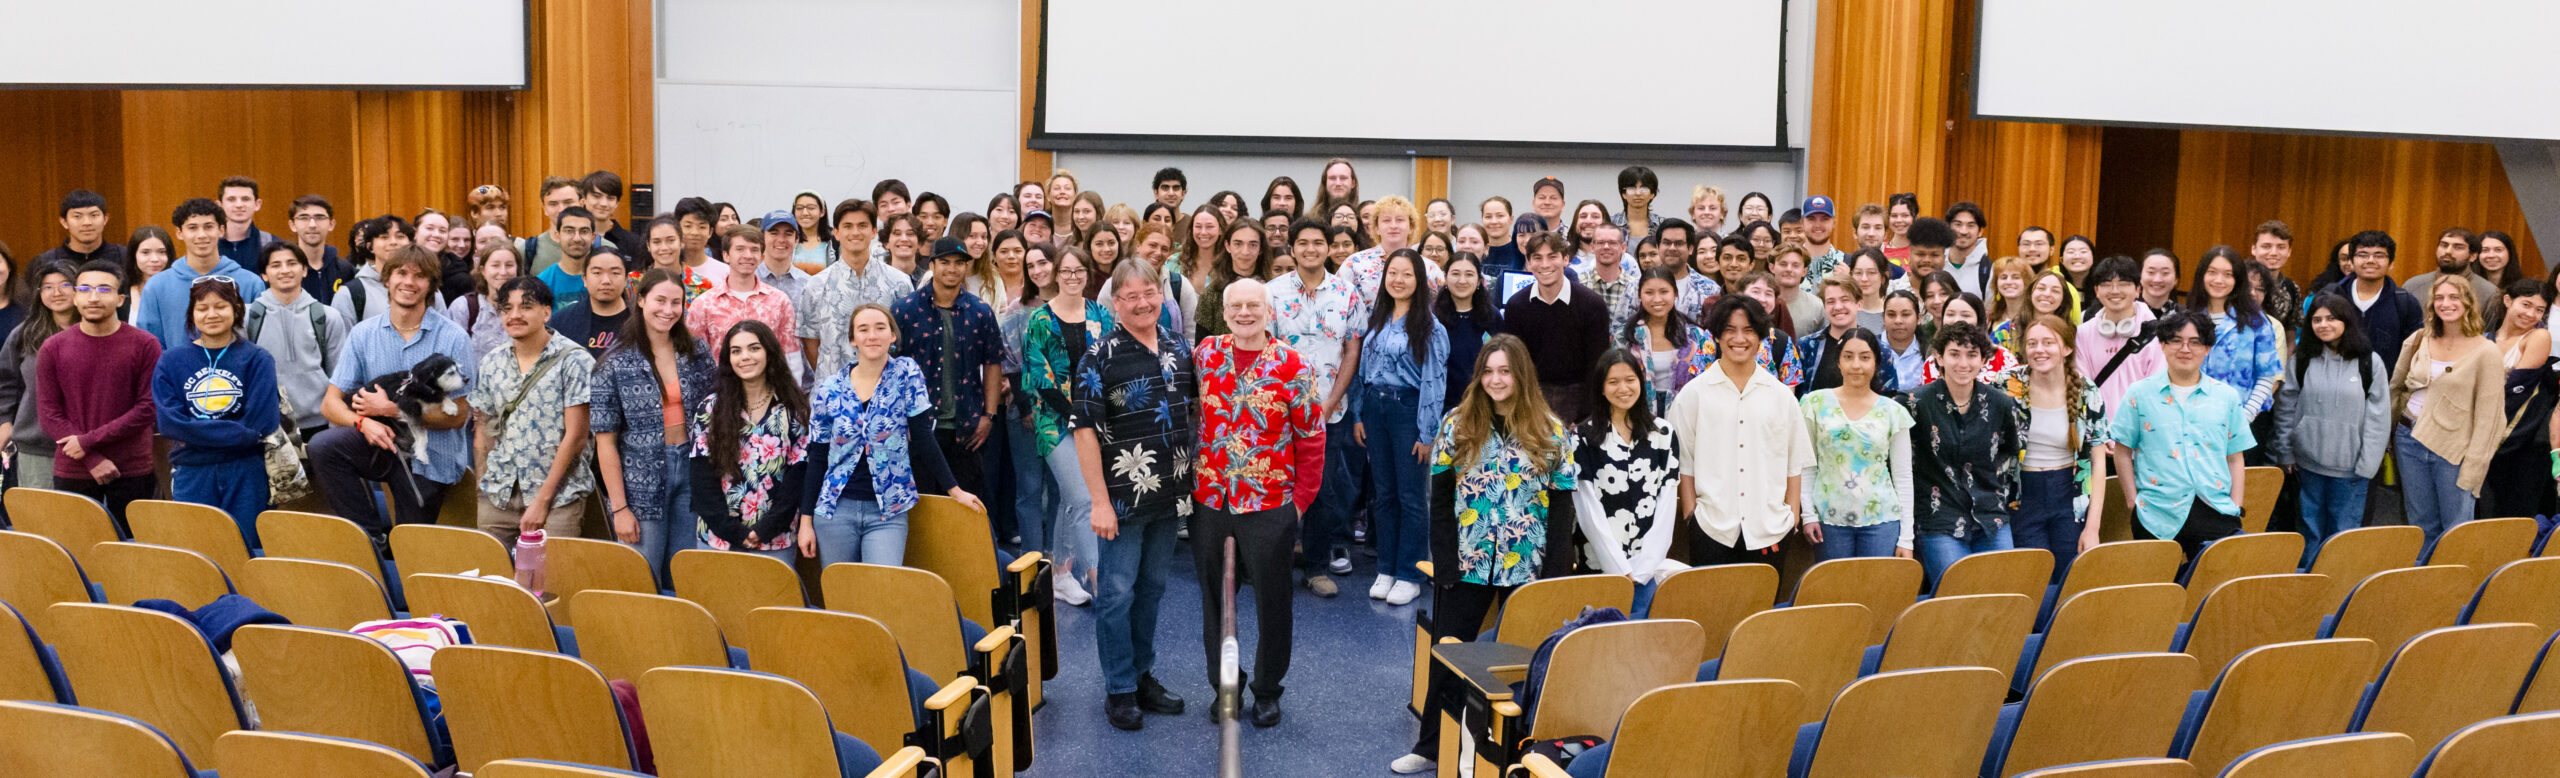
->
xmin=134 ymin=257 xmax=267 ymax=350
xmin=152 ymin=336 xmax=280 ymax=467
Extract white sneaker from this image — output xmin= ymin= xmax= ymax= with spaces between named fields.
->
xmin=1370 ymin=574 xmax=1396 ymax=600
xmin=1053 ymin=569 xmax=1092 ymax=606
xmin=1387 ymin=580 xmax=1422 ymax=605
xmin=1389 ymin=753 xmax=1436 ymax=774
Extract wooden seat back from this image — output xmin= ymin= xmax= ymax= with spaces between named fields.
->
xmin=2328 ymin=565 xmax=2480 ymax=658
xmin=638 ymin=666 xmax=851 ymax=778
xmin=1646 ymin=564 xmax=1777 ymax=659
xmin=672 ymin=548 xmax=805 ymax=647
xmin=820 ymin=562 xmax=968 ymax=681
xmin=1791 ymin=556 xmax=1923 ymax=645
xmin=45 ymin=602 xmax=246 ymax=760
xmin=2182 ymin=533 xmax=2306 ymax=615
xmin=1584 ymin=680 xmax=1801 ymax=778
xmin=2030 ymin=583 xmax=2186 ymax=685
xmin=0 ymin=699 xmax=198 ymax=776
xmin=2181 ymin=574 xmax=2327 ymax=690
xmin=2307 ymin=525 xmax=2423 ymax=613
xmin=2220 ymin=732 xmax=2415 ymax=778
xmin=1800 ymin=667 xmax=2007 ymax=778
xmin=436 ymin=645 xmax=635 ymax=773
xmin=2056 ymin=540 xmax=2183 ymax=615
xmin=477 ymin=760 xmax=659 ymax=778
xmin=127 ymin=500 xmax=251 ymax=574
xmin=231 ymin=625 xmax=436 ymax=764
xmin=2182 ymin=638 xmax=2379 ymax=776
xmin=1876 ymin=593 xmax=2035 ymax=682
xmin=571 ymin=590 xmax=730 ymax=683
xmin=2015 ymin=760 xmax=2196 ymax=778
xmin=545 ymin=537 xmax=658 ymax=623
xmin=903 ymin=495 xmax=1003 ymax=630
xmin=215 ymin=731 xmax=433 ymax=778
xmin=2413 ymin=711 xmax=2560 ymax=778
xmin=2521 ymin=633 xmax=2560 ymax=715
xmin=0 ymin=603 xmax=62 ymax=703
xmin=389 ymin=524 xmax=511 ymax=578
xmin=1497 ymin=574 xmax=1635 ymax=646
xmin=237 ymin=557 xmax=392 ymax=629
xmin=0 ymin=530 xmax=97 ymax=636
xmin=403 ymin=573 xmax=561 ymax=651
xmin=88 ymin=541 xmax=233 ymax=607
xmin=1717 ymin=603 xmax=1871 ymax=726
xmin=2467 ymin=557 xmax=2560 ymax=632
xmin=2238 ymin=466 xmax=2283 ymax=533
xmin=1524 ymin=619 xmax=1706 ymax=740
xmin=7 ymin=488 xmax=119 ymax=569
xmin=2356 ymin=623 xmax=2544 ymax=748
xmin=255 ymin=510 xmax=387 ymax=587
xmin=1997 ymin=653 xmax=2199 ymax=778
xmin=1935 ymin=547 xmax=2054 ymax=600
xmin=742 ymin=606 xmax=919 ymax=754
xmin=2425 ymin=517 xmax=2537 ymax=579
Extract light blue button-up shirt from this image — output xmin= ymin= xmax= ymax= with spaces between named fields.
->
xmin=329 ymin=310 xmax=478 ymax=485
xmin=2108 ymin=372 xmax=2256 ymax=539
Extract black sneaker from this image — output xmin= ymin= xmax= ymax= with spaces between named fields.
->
xmin=1327 ymin=547 xmax=1353 ymax=575
xmin=1250 ymin=692 xmax=1282 ymax=728
xmin=1106 ymin=692 xmax=1144 ymax=731
xmin=1136 ymin=673 xmax=1186 ymax=715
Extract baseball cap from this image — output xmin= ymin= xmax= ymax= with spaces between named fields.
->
xmin=1802 ymin=196 xmax=1836 ymax=218
xmin=1022 ymin=209 xmax=1053 ymax=224
xmin=760 ymin=210 xmax=800 ymax=234
xmin=929 ymin=236 xmax=970 ymax=260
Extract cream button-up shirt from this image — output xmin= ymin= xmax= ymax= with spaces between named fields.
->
xmin=1668 ymin=361 xmax=1816 ymax=551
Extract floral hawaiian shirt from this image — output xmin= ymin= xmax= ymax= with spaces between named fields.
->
xmin=1192 ymin=336 xmax=1326 ymax=513
xmin=1994 ymin=365 xmax=2110 ymax=523
xmin=1623 ymin=319 xmax=1714 ymax=412
xmin=1023 ymin=301 xmax=1116 ymax=456
xmin=1799 ymin=389 xmax=1914 ymax=528
xmin=799 ymin=255 xmax=918 ymax=381
xmin=1900 ymin=380 xmax=2023 ymax=540
xmin=1268 ymin=271 xmax=1363 ymax=423
xmin=892 ymin=287 xmax=1004 ymax=430
xmin=1676 ymin=273 xmax=1721 ymax=322
xmin=1339 ymin=247 xmax=1446 ymax=321
xmin=690 ymin=396 xmax=809 ymax=552
xmin=1698 ymin=333 xmax=1805 ymax=388
xmin=1072 ymin=325 xmax=1198 ymax=524
xmin=1433 ymin=416 xmax=1580 ymax=587
xmin=809 ymin=356 xmax=932 ymax=517
xmin=687 ymin=276 xmax=800 ymax=357
xmin=469 ymin=332 xmax=595 ymax=510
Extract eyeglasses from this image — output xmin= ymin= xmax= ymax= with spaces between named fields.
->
xmin=2160 ymin=336 xmax=2209 ymax=349
xmin=72 ymin=285 xmax=117 ymax=295
xmin=289 ymin=214 xmax=330 ymax=224
xmin=191 ymin=275 xmax=237 ymax=287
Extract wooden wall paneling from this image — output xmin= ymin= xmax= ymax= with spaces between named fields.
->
xmin=2170 ymin=131 xmax=2543 ymax=288
xmin=1807 ymin=0 xmax=1957 ymax=227
xmin=1019 ymin=0 xmax=1052 ymax=183
xmin=508 ymin=0 xmax=653 ymax=237
xmin=1938 ymin=0 xmax=2103 ymax=248
xmin=0 ymin=91 xmax=126 ymax=262
xmin=116 ymin=91 xmax=359 ymax=246
xmin=1414 ymin=158 xmax=1450 ymax=202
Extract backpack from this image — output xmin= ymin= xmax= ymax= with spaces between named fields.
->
xmin=1511 ymin=606 xmax=1630 ymax=736
xmin=244 ymin=301 xmax=330 ymax=359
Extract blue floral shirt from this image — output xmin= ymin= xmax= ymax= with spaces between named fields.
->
xmin=1072 ymin=326 xmax=1199 ymax=524
xmin=1432 ymin=415 xmax=1580 ymax=587
xmin=2205 ymin=311 xmax=2282 ymax=415
xmin=809 ymin=357 xmax=932 ymax=517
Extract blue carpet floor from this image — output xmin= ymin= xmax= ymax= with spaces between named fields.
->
xmin=1024 ymin=539 xmax=1425 ymax=776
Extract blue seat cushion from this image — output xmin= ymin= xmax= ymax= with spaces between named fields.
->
xmin=905 ymin=668 xmax=937 ymax=731
xmin=727 ymin=646 xmax=750 ymax=669
xmin=1858 ymin=644 xmax=1884 ymax=677
xmin=1566 ymin=740 xmax=1614 ymax=778
xmin=834 ymin=730 xmax=883 ymax=778
xmin=1981 ymin=701 xmax=2026 ymax=778
xmin=2012 ymin=633 xmax=2047 ymax=694
xmin=554 ymin=625 xmax=580 ymax=657
xmin=2167 ymin=688 xmax=2212 ymax=757
xmin=1696 ymin=659 xmax=1722 ymax=683
xmin=2348 ymin=680 xmax=2382 ymax=730
xmin=1787 ymin=721 xmax=1824 ymax=778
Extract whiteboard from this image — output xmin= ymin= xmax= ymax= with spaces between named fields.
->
xmin=653 ymin=82 xmax=1021 ymax=218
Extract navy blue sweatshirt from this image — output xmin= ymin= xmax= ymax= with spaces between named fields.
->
xmin=152 ymin=338 xmax=281 ymax=466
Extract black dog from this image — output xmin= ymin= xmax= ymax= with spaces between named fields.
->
xmin=361 ymin=353 xmax=467 ymax=500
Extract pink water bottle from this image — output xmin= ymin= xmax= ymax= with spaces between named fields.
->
xmin=514 ymin=530 xmax=548 ymax=596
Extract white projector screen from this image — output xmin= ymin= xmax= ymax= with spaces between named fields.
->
xmin=1975 ymin=0 xmax=2560 ymax=142
xmin=0 ymin=0 xmax=527 ymax=89
xmin=1039 ymin=0 xmax=1786 ymax=151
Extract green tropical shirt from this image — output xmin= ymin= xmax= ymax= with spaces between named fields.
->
xmin=1432 ymin=414 xmax=1580 ymax=587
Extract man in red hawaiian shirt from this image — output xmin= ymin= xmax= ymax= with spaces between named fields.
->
xmin=1190 ymin=277 xmax=1325 ymax=728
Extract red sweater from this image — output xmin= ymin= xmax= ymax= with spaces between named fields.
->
xmin=37 ymin=323 xmax=161 ymax=480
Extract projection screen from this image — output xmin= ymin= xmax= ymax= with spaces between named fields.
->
xmin=0 ymin=0 xmax=528 ymax=89
xmin=1973 ymin=0 xmax=2560 ymax=142
xmin=1036 ymin=0 xmax=1789 ymax=153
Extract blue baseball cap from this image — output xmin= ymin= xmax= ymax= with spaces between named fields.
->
xmin=760 ymin=209 xmax=799 ymax=235
xmin=1802 ymin=196 xmax=1836 ymax=218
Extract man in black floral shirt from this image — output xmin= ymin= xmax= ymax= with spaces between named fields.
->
xmin=1071 ymin=261 xmax=1198 ymax=731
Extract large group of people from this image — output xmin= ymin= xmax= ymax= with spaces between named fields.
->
xmin=1 ymin=160 xmax=2550 ymax=769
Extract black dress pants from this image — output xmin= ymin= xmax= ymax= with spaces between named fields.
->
xmin=1193 ymin=502 xmax=1298 ymax=698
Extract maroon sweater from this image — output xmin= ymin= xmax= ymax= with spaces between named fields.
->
xmin=37 ymin=323 xmax=161 ymax=480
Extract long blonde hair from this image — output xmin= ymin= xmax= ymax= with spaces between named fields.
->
xmin=1988 ymin=256 xmax=2035 ymax=324
xmin=1447 ymin=334 xmax=1565 ymax=475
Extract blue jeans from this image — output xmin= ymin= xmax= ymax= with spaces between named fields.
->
xmin=174 ymin=457 xmax=270 ymax=551
xmin=630 ymin=442 xmax=696 ymax=590
xmin=1817 ymin=521 xmax=1902 ymax=561
xmin=1009 ymin=412 xmax=1054 ymax=555
xmin=817 ymin=497 xmax=909 ymax=567
xmin=1300 ymin=415 xmax=1360 ymax=572
xmin=2296 ymin=470 xmax=2369 ymax=566
xmin=1044 ymin=440 xmax=1098 ymax=584
xmin=2012 ymin=469 xmax=2085 ymax=583
xmin=1915 ymin=523 xmax=2014 ymax=591
xmin=1362 ymin=384 xmax=1430 ymax=582
xmin=2396 ymin=426 xmax=2474 ymax=545
xmin=1094 ymin=514 xmax=1177 ymax=694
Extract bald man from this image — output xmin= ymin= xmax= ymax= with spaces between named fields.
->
xmin=1189 ymin=278 xmax=1326 ymax=727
